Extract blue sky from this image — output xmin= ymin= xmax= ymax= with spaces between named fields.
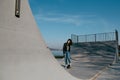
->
xmin=29 ymin=0 xmax=120 ymax=49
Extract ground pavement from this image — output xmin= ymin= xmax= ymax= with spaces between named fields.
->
xmin=57 ymin=54 xmax=120 ymax=80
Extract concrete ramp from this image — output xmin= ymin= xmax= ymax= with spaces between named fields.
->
xmin=0 ymin=0 xmax=81 ymax=80
xmin=68 ymin=41 xmax=116 ymax=79
xmin=71 ymin=41 xmax=116 ymax=58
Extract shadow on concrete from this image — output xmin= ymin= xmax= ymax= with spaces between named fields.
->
xmin=66 ymin=41 xmax=117 ymax=79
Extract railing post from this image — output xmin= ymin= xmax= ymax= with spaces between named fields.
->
xmin=116 ymin=30 xmax=119 ymax=42
xmin=77 ymin=35 xmax=79 ymax=43
xmin=95 ymin=34 xmax=96 ymax=42
xmin=85 ymin=35 xmax=87 ymax=42
xmin=113 ymin=30 xmax=119 ymax=63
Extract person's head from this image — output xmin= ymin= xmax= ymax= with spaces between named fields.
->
xmin=67 ymin=39 xmax=72 ymax=45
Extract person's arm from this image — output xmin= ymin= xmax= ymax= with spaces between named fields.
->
xmin=63 ymin=43 xmax=66 ymax=54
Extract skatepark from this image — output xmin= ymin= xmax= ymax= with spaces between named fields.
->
xmin=57 ymin=40 xmax=120 ymax=80
xmin=0 ymin=0 xmax=120 ymax=80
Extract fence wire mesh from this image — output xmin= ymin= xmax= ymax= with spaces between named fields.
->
xmin=71 ymin=32 xmax=116 ymax=43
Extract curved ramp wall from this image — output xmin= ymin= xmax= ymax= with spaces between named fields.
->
xmin=0 ymin=0 xmax=81 ymax=80
xmin=71 ymin=41 xmax=116 ymax=63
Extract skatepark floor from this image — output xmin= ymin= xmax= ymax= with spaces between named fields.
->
xmin=57 ymin=54 xmax=120 ymax=80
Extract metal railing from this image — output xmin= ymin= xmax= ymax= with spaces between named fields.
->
xmin=71 ymin=31 xmax=116 ymax=43
xmin=71 ymin=30 xmax=119 ymax=63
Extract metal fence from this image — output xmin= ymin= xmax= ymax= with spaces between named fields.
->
xmin=71 ymin=30 xmax=119 ymax=63
xmin=71 ymin=31 xmax=117 ymax=43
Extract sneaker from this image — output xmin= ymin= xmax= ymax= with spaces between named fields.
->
xmin=70 ymin=63 xmax=72 ymax=66
xmin=65 ymin=65 xmax=68 ymax=69
xmin=67 ymin=65 xmax=71 ymax=69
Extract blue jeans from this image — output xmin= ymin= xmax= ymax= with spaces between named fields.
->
xmin=65 ymin=51 xmax=71 ymax=65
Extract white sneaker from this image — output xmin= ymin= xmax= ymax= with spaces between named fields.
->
xmin=68 ymin=63 xmax=71 ymax=66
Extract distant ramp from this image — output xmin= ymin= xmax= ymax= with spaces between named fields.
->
xmin=66 ymin=41 xmax=117 ymax=79
xmin=71 ymin=41 xmax=116 ymax=65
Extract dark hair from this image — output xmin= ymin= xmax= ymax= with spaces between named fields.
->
xmin=67 ymin=39 xmax=72 ymax=45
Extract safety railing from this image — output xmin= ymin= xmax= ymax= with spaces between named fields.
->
xmin=71 ymin=30 xmax=119 ymax=63
xmin=71 ymin=31 xmax=117 ymax=43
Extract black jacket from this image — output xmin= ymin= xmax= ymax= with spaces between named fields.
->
xmin=63 ymin=43 xmax=71 ymax=54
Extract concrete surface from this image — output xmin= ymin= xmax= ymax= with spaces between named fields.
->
xmin=58 ymin=54 xmax=119 ymax=80
xmin=57 ymin=41 xmax=120 ymax=80
xmin=0 ymin=0 xmax=119 ymax=80
xmin=0 ymin=0 xmax=82 ymax=80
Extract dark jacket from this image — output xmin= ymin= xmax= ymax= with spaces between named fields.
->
xmin=63 ymin=43 xmax=71 ymax=54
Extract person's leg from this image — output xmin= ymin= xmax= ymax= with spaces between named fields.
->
xmin=67 ymin=51 xmax=71 ymax=64
xmin=65 ymin=51 xmax=71 ymax=68
xmin=66 ymin=51 xmax=71 ymax=68
xmin=65 ymin=52 xmax=68 ymax=66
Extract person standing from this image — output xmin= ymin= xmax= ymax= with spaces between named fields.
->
xmin=63 ymin=39 xmax=72 ymax=69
